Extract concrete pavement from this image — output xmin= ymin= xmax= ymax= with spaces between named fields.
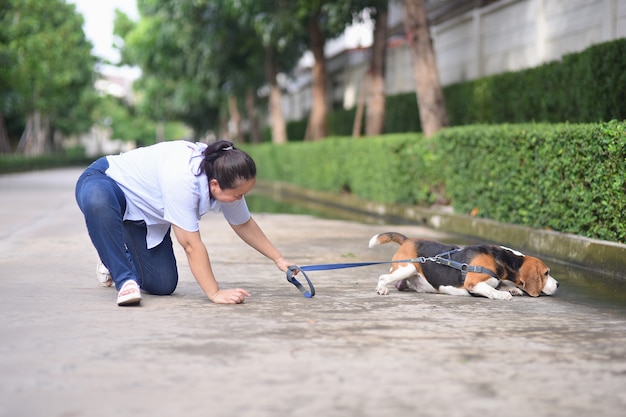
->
xmin=1 ymin=168 xmax=626 ymax=417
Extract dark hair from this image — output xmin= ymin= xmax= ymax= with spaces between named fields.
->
xmin=198 ymin=140 xmax=256 ymax=189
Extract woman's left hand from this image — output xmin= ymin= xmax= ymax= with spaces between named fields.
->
xmin=274 ymin=256 xmax=295 ymax=273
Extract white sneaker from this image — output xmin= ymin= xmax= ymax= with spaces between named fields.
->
xmin=117 ymin=280 xmax=142 ymax=306
xmin=96 ymin=261 xmax=113 ymax=287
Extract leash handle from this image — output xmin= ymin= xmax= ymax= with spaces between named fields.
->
xmin=286 ymin=265 xmax=315 ymax=298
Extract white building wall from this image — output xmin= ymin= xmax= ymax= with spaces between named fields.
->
xmin=618 ymin=0 xmax=626 ymax=37
xmin=432 ymin=0 xmax=626 ymax=86
xmin=385 ymin=39 xmax=416 ymax=95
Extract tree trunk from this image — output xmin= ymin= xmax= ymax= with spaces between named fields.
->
xmin=306 ymin=13 xmax=328 ymax=141
xmin=42 ymin=114 xmax=52 ymax=153
xmin=16 ymin=111 xmax=47 ymax=155
xmin=365 ymin=3 xmax=388 ymax=136
xmin=156 ymin=121 xmax=165 ymax=143
xmin=16 ymin=116 xmax=32 ymax=154
xmin=402 ymin=0 xmax=449 ymax=137
xmin=32 ymin=110 xmax=45 ymax=155
xmin=245 ymin=89 xmax=261 ymax=144
xmin=352 ymin=76 xmax=367 ymax=138
xmin=0 ymin=113 xmax=11 ymax=153
xmin=265 ymin=46 xmax=287 ymax=144
xmin=228 ymin=95 xmax=243 ymax=143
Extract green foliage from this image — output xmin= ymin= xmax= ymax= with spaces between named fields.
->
xmin=245 ymin=132 xmax=442 ymax=205
xmin=246 ymin=121 xmax=626 ymax=243
xmin=444 ymin=39 xmax=626 ymax=125
xmin=326 ymin=94 xmax=425 ymax=137
xmin=90 ymin=95 xmax=192 ymax=146
xmin=0 ymin=0 xmax=96 ymax=135
xmin=437 ymin=121 xmax=626 ymax=243
xmin=120 ymin=0 xmax=313 ymax=139
xmin=121 ymin=0 xmax=381 ymax=140
xmin=328 ymin=108 xmax=358 ymax=137
xmin=118 ymin=1 xmax=226 ymax=136
xmin=317 ymin=39 xmax=625 ymax=136
xmin=286 ymin=119 xmax=307 ymax=142
xmin=384 ymin=93 xmax=422 ymax=133
xmin=0 ymin=151 xmax=95 ymax=174
xmin=93 ymin=96 xmax=154 ymax=145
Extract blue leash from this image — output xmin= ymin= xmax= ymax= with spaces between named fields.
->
xmin=286 ymin=258 xmax=427 ymax=298
xmin=286 ymin=253 xmax=499 ymax=298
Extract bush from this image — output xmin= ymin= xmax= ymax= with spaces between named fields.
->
xmin=246 ymin=133 xmax=442 ymax=205
xmin=305 ymin=38 xmax=626 ymax=133
xmin=436 ymin=121 xmax=626 ymax=242
xmin=0 ymin=150 xmax=96 ymax=174
xmin=444 ymin=39 xmax=626 ymax=126
xmin=246 ymin=121 xmax=626 ymax=243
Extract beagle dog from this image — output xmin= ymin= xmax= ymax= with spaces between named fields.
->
xmin=369 ymin=232 xmax=559 ymax=300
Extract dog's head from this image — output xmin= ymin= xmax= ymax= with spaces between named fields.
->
xmin=518 ymin=256 xmax=559 ymax=297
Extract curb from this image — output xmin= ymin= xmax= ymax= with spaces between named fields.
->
xmin=255 ymin=181 xmax=626 ymax=279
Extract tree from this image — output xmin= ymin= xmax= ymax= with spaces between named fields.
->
xmin=305 ymin=5 xmax=329 ymax=141
xmin=116 ymin=1 xmax=222 ymax=140
xmin=293 ymin=0 xmax=376 ymax=141
xmin=118 ymin=0 xmax=279 ymax=142
xmin=223 ymin=0 xmax=305 ymax=144
xmin=0 ymin=0 xmax=15 ymax=153
xmin=114 ymin=0 xmax=374 ymax=143
xmin=117 ymin=0 xmax=307 ymax=144
xmin=402 ymin=0 xmax=448 ymax=136
xmin=3 ymin=0 xmax=95 ymax=155
xmin=365 ymin=1 xmax=388 ymax=136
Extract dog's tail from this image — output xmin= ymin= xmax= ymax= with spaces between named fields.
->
xmin=368 ymin=232 xmax=408 ymax=248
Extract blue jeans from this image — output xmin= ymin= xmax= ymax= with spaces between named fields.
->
xmin=75 ymin=157 xmax=178 ymax=294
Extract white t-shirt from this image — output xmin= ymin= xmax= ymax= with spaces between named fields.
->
xmin=106 ymin=141 xmax=251 ymax=249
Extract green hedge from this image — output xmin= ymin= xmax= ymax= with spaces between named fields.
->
xmin=322 ymin=39 xmax=626 ymax=135
xmin=271 ymin=38 xmax=625 ymax=139
xmin=247 ymin=133 xmax=442 ymax=206
xmin=0 ymin=148 xmax=96 ymax=174
xmin=437 ymin=121 xmax=626 ymax=242
xmin=246 ymin=121 xmax=626 ymax=243
xmin=438 ymin=39 xmax=626 ymax=126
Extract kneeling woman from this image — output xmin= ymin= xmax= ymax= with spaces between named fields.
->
xmin=75 ymin=139 xmax=295 ymax=306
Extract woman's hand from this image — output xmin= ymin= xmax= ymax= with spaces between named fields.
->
xmin=209 ymin=288 xmax=251 ymax=304
xmin=274 ymin=256 xmax=295 ymax=273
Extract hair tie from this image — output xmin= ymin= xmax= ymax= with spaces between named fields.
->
xmin=222 ymin=146 xmax=233 ymax=151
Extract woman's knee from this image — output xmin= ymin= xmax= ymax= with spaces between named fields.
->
xmin=138 ymin=259 xmax=178 ymax=295
xmin=80 ymin=187 xmax=114 ymax=214
xmin=142 ymin=272 xmax=178 ymax=295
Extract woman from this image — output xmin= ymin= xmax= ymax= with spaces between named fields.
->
xmin=75 ymin=139 xmax=295 ymax=306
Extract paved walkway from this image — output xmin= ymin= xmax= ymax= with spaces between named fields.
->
xmin=1 ymin=168 xmax=625 ymax=417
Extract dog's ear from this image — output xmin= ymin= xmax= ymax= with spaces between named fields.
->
xmin=518 ymin=258 xmax=546 ymax=297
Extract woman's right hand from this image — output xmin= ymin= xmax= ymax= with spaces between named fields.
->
xmin=209 ymin=288 xmax=251 ymax=304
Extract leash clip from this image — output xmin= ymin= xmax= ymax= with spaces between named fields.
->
xmin=286 ymin=265 xmax=316 ymax=298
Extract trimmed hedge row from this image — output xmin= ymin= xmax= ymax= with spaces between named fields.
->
xmin=246 ymin=121 xmax=626 ymax=243
xmin=278 ymin=38 xmax=625 ymax=139
xmin=0 ymin=149 xmax=95 ymax=175
xmin=445 ymin=39 xmax=626 ymax=126
xmin=437 ymin=121 xmax=626 ymax=243
xmin=246 ymin=132 xmax=441 ymax=206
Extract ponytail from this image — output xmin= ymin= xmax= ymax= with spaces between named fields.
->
xmin=198 ymin=140 xmax=256 ymax=189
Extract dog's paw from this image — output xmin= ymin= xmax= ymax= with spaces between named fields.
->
xmin=506 ymin=287 xmax=525 ymax=296
xmin=376 ymin=286 xmax=389 ymax=295
xmin=493 ymin=290 xmax=513 ymax=300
